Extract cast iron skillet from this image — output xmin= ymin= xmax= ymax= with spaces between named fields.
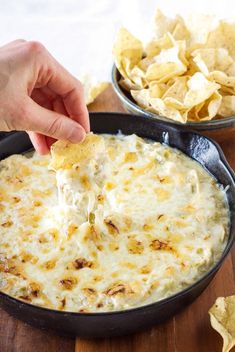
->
xmin=0 ymin=112 xmax=234 ymax=338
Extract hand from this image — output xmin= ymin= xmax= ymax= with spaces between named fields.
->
xmin=0 ymin=40 xmax=89 ymax=154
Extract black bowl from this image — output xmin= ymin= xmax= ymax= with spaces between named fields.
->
xmin=0 ymin=112 xmax=234 ymax=338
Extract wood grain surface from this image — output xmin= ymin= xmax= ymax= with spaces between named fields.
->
xmin=0 ymin=85 xmax=234 ymax=352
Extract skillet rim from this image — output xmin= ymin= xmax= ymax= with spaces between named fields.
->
xmin=0 ymin=111 xmax=234 ymax=317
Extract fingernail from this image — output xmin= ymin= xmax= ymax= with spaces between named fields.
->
xmin=68 ymin=125 xmax=86 ymax=143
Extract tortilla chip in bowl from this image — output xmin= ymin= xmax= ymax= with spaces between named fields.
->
xmin=112 ymin=10 xmax=235 ymax=141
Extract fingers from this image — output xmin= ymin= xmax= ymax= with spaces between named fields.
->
xmin=45 ymin=58 xmax=90 ymax=132
xmin=0 ymin=39 xmax=27 ymax=50
xmin=24 ymin=97 xmax=86 ymax=143
xmin=62 ymin=85 xmax=90 ymax=132
xmin=0 ymin=40 xmax=89 ymax=149
xmin=45 ymin=136 xmax=57 ymax=150
xmin=28 ymin=132 xmax=56 ymax=155
xmin=28 ymin=43 xmax=90 ymax=132
xmin=31 ymin=88 xmax=53 ymax=110
xmin=9 ymin=40 xmax=89 ymax=134
xmin=52 ymin=97 xmax=68 ymax=117
xmin=30 ymin=87 xmax=79 ymax=153
xmin=27 ymin=131 xmax=50 ymax=155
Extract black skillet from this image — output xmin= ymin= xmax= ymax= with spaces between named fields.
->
xmin=0 ymin=112 xmax=234 ymax=338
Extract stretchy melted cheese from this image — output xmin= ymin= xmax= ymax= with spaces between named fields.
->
xmin=0 ymin=134 xmax=229 ymax=312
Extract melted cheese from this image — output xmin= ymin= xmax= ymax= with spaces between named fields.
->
xmin=0 ymin=134 xmax=229 ymax=312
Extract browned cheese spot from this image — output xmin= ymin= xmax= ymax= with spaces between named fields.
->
xmin=28 ymin=282 xmax=41 ymax=297
xmin=82 ymin=287 xmax=97 ymax=295
xmin=42 ymin=260 xmax=57 ymax=270
xmin=84 ymin=225 xmax=102 ymax=242
xmin=60 ymin=298 xmax=66 ymax=309
xmin=124 ymin=152 xmax=138 ymax=163
xmin=67 ymin=224 xmax=78 ymax=239
xmin=96 ymin=244 xmax=104 ymax=251
xmin=1 ymin=220 xmax=13 ymax=228
xmin=20 ymin=251 xmax=34 ymax=263
xmin=97 ymin=194 xmax=105 ymax=202
xmin=104 ymin=219 xmax=119 ymax=235
xmin=143 ymin=223 xmax=154 ymax=231
xmin=104 ymin=282 xmax=134 ymax=296
xmin=80 ymin=175 xmax=91 ymax=190
xmin=150 ymin=239 xmax=172 ymax=251
xmin=79 ymin=309 xmax=89 ymax=313
xmin=92 ymin=275 xmax=103 ymax=282
xmin=19 ymin=295 xmax=31 ymax=302
xmin=127 ymin=238 xmax=144 ymax=254
xmin=0 ymin=256 xmax=22 ymax=276
xmin=73 ymin=258 xmax=93 ymax=270
xmin=108 ymin=242 xmax=119 ymax=251
xmin=12 ymin=196 xmax=21 ymax=204
xmin=157 ymin=214 xmax=164 ymax=221
xmin=59 ymin=277 xmax=78 ymax=290
xmin=33 ymin=200 xmax=42 ymax=207
xmin=140 ymin=265 xmax=152 ymax=274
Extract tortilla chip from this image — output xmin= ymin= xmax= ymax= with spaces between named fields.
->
xmin=127 ymin=65 xmax=148 ymax=89
xmin=178 ymin=40 xmax=188 ymax=66
xmin=172 ymin=21 xmax=190 ymax=41
xmin=188 ymin=101 xmax=205 ymax=121
xmin=184 ymin=72 xmax=220 ymax=107
xmin=192 ymin=48 xmax=234 ymax=76
xmin=145 ymin=33 xmax=175 ymax=58
xmin=218 ymin=96 xmax=235 ymax=117
xmin=154 ymin=9 xmax=190 ymax=41
xmin=149 ymin=81 xmax=168 ymax=98
xmin=162 ymin=77 xmax=188 ymax=105
xmin=191 ymin=55 xmax=209 ymax=76
xmin=119 ymin=77 xmax=142 ymax=91
xmin=49 ymin=133 xmax=105 ymax=170
xmin=146 ymin=44 xmax=187 ymax=82
xmin=186 ymin=56 xmax=200 ymax=77
xmin=220 ymin=85 xmax=235 ymax=96
xmin=119 ymin=63 xmax=148 ymax=91
xmin=149 ymin=97 xmax=189 ymax=123
xmin=206 ymin=21 xmax=235 ymax=59
xmin=190 ymin=91 xmax=222 ymax=121
xmin=113 ymin=9 xmax=235 ymax=123
xmin=185 ymin=14 xmax=219 ymax=45
xmin=209 ymin=71 xmax=235 ymax=88
xmin=113 ymin=27 xmax=143 ymax=79
xmin=131 ymin=89 xmax=152 ymax=109
xmin=131 ymin=79 xmax=186 ymax=112
xmin=209 ymin=296 xmax=235 ymax=352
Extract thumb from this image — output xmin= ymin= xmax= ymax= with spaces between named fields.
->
xmin=23 ymin=98 xmax=86 ymax=143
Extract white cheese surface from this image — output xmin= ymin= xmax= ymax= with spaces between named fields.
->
xmin=0 ymin=134 xmax=229 ymax=312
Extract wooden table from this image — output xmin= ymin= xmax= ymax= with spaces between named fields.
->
xmin=0 ymin=85 xmax=234 ymax=352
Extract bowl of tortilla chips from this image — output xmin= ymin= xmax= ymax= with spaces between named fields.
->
xmin=112 ymin=10 xmax=235 ymax=141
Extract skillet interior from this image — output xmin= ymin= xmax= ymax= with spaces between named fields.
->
xmin=0 ymin=112 xmax=234 ymax=338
